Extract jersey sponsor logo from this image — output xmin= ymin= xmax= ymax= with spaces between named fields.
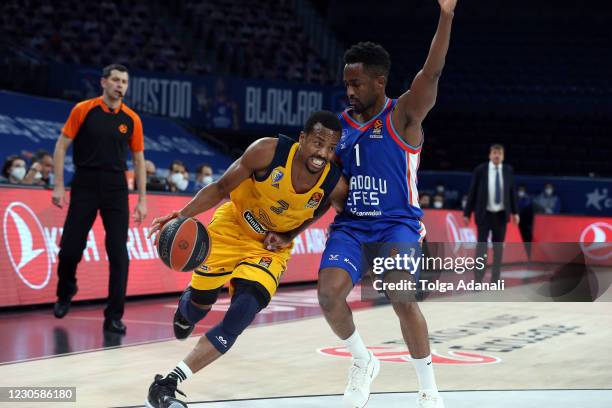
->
xmin=305 ymin=192 xmax=322 ymax=209
xmin=118 ymin=124 xmax=128 ymax=134
xmin=243 ymin=210 xmax=267 ymax=234
xmin=259 ymin=256 xmax=272 ymax=268
xmin=370 ymin=119 xmax=383 ymax=138
xmin=271 ymin=168 xmax=284 ymax=188
xmin=317 ymin=346 xmax=501 ymax=365
xmin=3 ymin=202 xmax=52 ymax=290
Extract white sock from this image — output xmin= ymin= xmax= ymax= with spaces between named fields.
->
xmin=343 ymin=330 xmax=370 ymax=361
xmin=169 ymin=361 xmax=193 ymax=383
xmin=412 ymin=354 xmax=437 ymax=391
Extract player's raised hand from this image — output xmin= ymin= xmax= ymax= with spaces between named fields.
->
xmin=147 ymin=210 xmax=181 ymax=243
xmin=438 ymin=0 xmax=457 ymax=14
xmin=263 ymin=231 xmax=293 ymax=251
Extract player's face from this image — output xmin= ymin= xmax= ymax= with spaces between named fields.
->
xmin=101 ymin=70 xmax=129 ymax=101
xmin=299 ymin=124 xmax=340 ymax=174
xmin=343 ymin=63 xmax=382 ymax=113
xmin=489 ymin=148 xmax=504 ymax=165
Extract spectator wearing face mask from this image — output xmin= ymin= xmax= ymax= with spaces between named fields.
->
xmin=516 ymin=185 xmax=534 ymax=244
xmin=534 ymin=183 xmax=561 ymax=214
xmin=1 ymin=155 xmax=27 ymax=184
xmin=432 ymin=194 xmax=445 ymax=209
xmin=193 ymin=163 xmax=214 ymax=192
xmin=419 ymin=193 xmax=432 ymax=209
xmin=435 ymin=182 xmax=459 ymax=209
xmin=167 ymin=160 xmax=189 ymax=193
xmin=22 ymin=150 xmax=54 ymax=186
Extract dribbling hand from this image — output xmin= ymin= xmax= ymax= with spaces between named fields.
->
xmin=148 ymin=210 xmax=181 ymax=245
xmin=263 ymin=231 xmax=293 ymax=252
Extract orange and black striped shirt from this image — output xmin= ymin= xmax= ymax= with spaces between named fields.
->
xmin=62 ymin=97 xmax=144 ymax=172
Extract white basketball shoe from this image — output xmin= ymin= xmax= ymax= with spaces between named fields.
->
xmin=342 ymin=351 xmax=381 ymax=408
xmin=417 ymin=389 xmax=445 ymax=408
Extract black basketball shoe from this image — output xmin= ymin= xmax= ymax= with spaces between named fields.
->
xmin=145 ymin=374 xmax=187 ymax=408
xmin=173 ymin=289 xmax=195 ymax=340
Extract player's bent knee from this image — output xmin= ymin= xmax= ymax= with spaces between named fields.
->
xmin=205 ymin=288 xmax=263 ymax=354
xmin=191 ymin=287 xmax=221 ymax=306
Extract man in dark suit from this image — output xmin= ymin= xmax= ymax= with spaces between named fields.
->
xmin=464 ymin=144 xmax=519 ymax=283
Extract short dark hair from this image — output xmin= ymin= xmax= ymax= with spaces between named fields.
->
xmin=33 ymin=149 xmax=51 ymax=163
xmin=344 ymin=42 xmax=391 ymax=77
xmin=169 ymin=160 xmax=186 ymax=172
xmin=490 ymin=144 xmax=504 ymax=151
xmin=2 ymin=155 xmax=23 ymax=178
xmin=196 ymin=163 xmax=212 ymax=174
xmin=304 ymin=111 xmax=342 ymax=134
xmin=102 ymin=64 xmax=128 ymax=78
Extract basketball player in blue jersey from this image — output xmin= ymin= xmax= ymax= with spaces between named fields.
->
xmin=317 ymin=1 xmax=457 ymax=407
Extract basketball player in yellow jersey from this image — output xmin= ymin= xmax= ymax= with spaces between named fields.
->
xmin=144 ymin=111 xmax=347 ymax=408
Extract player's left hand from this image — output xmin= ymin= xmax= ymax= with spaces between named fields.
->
xmin=132 ymin=201 xmax=147 ymax=225
xmin=438 ymin=0 xmax=457 ymax=14
xmin=263 ymin=231 xmax=293 ymax=251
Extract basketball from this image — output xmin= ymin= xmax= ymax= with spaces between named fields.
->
xmin=157 ymin=216 xmax=211 ymax=272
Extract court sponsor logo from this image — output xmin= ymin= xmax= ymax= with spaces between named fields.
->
xmin=579 ymin=222 xmax=612 ymax=260
xmin=317 ymin=346 xmax=501 ymax=365
xmin=2 ymin=202 xmax=51 ymax=289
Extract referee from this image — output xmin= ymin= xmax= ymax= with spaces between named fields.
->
xmin=51 ymin=64 xmax=147 ymax=334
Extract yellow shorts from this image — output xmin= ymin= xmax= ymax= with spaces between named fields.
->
xmin=191 ymin=202 xmax=291 ymax=300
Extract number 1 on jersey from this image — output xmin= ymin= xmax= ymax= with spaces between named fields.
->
xmin=354 ymin=143 xmax=361 ymax=167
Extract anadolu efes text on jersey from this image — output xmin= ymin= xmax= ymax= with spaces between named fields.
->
xmin=336 ymin=98 xmax=423 ymax=221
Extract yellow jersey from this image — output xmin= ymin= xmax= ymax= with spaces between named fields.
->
xmin=230 ymin=135 xmax=340 ymax=240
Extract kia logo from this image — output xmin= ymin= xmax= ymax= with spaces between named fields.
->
xmin=579 ymin=222 xmax=612 ymax=261
xmin=3 ymin=202 xmax=51 ymax=289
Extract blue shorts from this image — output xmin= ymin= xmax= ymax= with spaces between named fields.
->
xmin=319 ymin=218 xmax=426 ymax=285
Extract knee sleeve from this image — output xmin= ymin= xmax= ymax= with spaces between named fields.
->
xmin=179 ymin=288 xmax=217 ymax=324
xmin=205 ymin=289 xmax=263 ymax=354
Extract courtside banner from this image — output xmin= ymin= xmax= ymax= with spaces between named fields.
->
xmin=422 ymin=209 xmax=527 ymax=264
xmin=532 ymin=215 xmax=612 ymax=266
xmin=0 ymin=187 xmax=333 ymax=307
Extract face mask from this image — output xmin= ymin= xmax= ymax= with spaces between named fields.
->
xmin=433 ymin=201 xmax=443 ymax=209
xmin=10 ymin=167 xmax=26 ymax=181
xmin=202 ymin=175 xmax=213 ymax=185
xmin=436 ymin=186 xmax=444 ymax=193
xmin=170 ymin=172 xmax=188 ymax=191
xmin=518 ymin=191 xmax=525 ymax=198
xmin=545 ymin=188 xmax=553 ymax=196
xmin=33 ymin=171 xmax=43 ymax=180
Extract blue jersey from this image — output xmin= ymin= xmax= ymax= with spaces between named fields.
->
xmin=335 ymin=98 xmax=423 ymax=226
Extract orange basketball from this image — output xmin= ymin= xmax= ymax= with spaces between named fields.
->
xmin=157 ymin=217 xmax=211 ymax=272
